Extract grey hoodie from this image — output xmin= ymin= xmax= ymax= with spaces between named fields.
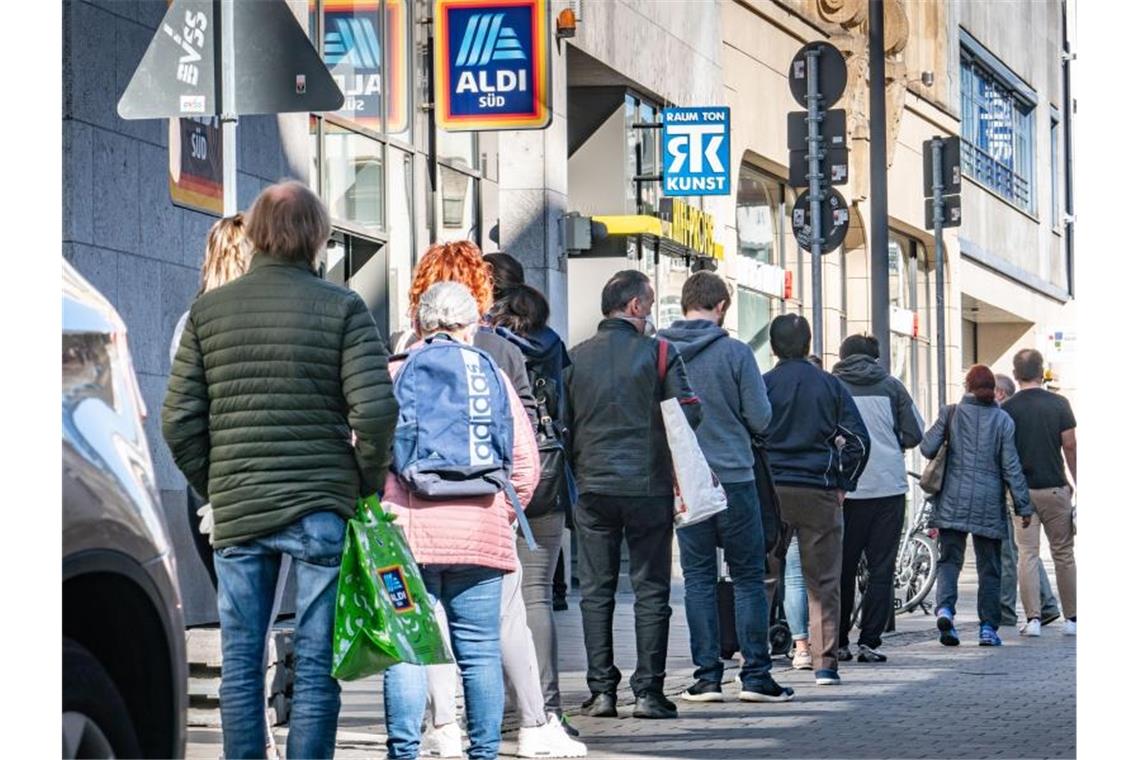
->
xmin=832 ymin=353 xmax=925 ymax=498
xmin=657 ymin=319 xmax=772 ymax=484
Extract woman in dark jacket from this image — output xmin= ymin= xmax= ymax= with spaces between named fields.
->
xmin=921 ymin=364 xmax=1033 ymax=647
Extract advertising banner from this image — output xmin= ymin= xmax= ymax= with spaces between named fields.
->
xmin=168 ymin=116 xmax=224 ymax=215
xmin=433 ymin=0 xmax=551 ymax=131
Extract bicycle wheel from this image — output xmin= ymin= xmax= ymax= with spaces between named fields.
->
xmin=896 ymin=533 xmax=938 ymax=614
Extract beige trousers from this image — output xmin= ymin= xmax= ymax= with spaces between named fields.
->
xmin=1014 ymin=485 xmax=1076 ymax=620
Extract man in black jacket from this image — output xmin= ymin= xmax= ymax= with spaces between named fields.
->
xmin=565 ymin=269 xmax=701 ymax=720
xmin=763 ymin=315 xmax=869 ymax=686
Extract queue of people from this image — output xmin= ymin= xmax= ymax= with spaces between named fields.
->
xmin=161 ymin=181 xmax=1077 ymax=759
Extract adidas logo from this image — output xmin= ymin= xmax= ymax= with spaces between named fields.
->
xmin=454 ymin=13 xmax=527 ymax=67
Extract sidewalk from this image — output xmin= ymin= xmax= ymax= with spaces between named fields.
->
xmin=187 ymin=553 xmax=1075 ymax=759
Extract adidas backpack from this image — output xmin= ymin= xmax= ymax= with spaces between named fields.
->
xmin=391 ymin=334 xmax=536 ymax=548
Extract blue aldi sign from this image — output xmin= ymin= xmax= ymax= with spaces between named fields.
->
xmin=434 ymin=0 xmax=552 ymax=131
xmin=663 ymin=107 xmax=731 ymax=196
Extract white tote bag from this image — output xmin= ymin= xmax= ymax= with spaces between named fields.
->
xmin=660 ymin=397 xmax=728 ymax=528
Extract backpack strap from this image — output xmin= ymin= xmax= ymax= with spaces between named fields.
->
xmin=656 ymin=339 xmax=669 ymax=383
xmin=505 ymin=482 xmax=538 ymax=551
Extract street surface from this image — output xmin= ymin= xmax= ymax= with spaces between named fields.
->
xmin=188 ymin=551 xmax=1075 ymax=759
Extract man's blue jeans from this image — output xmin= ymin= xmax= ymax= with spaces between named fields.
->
xmin=384 ymin=564 xmax=504 ymax=760
xmin=214 ymin=510 xmax=347 ymax=760
xmin=677 ymin=480 xmax=771 ymax=688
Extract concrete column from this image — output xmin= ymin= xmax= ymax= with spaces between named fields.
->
xmin=497 ymin=39 xmax=570 ymax=337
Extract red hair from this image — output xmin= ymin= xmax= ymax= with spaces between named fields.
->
xmin=409 ymin=241 xmax=494 ymax=316
xmin=964 ymin=364 xmax=996 ymax=404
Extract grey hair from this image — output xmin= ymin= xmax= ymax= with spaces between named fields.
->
xmin=994 ymin=373 xmax=1016 ymax=399
xmin=417 ymin=281 xmax=481 ymax=333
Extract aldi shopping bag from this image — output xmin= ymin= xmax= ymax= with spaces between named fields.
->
xmin=331 ymin=494 xmax=451 ymax=681
xmin=661 ymin=396 xmax=728 ymax=528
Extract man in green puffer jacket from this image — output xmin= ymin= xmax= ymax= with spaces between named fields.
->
xmin=162 ymin=181 xmax=396 ymax=759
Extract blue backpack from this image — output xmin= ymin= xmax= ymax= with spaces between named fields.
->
xmin=391 ymin=334 xmax=536 ymax=549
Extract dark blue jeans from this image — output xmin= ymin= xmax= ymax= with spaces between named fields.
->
xmin=384 ymin=564 xmax=504 ymax=760
xmin=214 ymin=510 xmax=346 ymax=760
xmin=677 ymin=480 xmax=771 ymax=688
xmin=935 ymin=529 xmax=1002 ymax=630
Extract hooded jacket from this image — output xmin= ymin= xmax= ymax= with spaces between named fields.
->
xmin=762 ymin=358 xmax=871 ymax=492
xmin=920 ymin=394 xmax=1032 ymax=540
xmin=657 ymin=319 xmax=772 ymax=484
xmin=832 ymin=353 xmax=925 ymax=499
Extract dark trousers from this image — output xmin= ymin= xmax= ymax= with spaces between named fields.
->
xmin=935 ymin=529 xmax=1002 ymax=630
xmin=575 ymin=492 xmax=674 ymax=697
xmin=839 ymin=495 xmax=906 ymax=650
xmin=677 ymin=481 xmax=771 ymax=687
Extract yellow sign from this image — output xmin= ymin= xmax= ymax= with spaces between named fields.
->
xmin=662 ymin=198 xmax=722 ymax=259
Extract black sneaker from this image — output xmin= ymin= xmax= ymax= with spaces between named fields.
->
xmin=581 ymin=692 xmax=617 ymax=718
xmin=680 ymin=680 xmax=724 ymax=702
xmin=740 ymin=674 xmax=795 ymax=703
xmin=553 ymin=596 xmax=569 ymax=612
xmin=836 ymin=645 xmax=853 ymax=662
xmin=857 ymin=644 xmax=887 ymax=663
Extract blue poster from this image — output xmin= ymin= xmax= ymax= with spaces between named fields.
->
xmin=663 ymin=107 xmax=731 ymax=196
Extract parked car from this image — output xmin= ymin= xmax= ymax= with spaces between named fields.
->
xmin=62 ymin=260 xmax=186 ymax=758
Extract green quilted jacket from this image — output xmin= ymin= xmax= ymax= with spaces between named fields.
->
xmin=162 ymin=253 xmax=397 ymax=548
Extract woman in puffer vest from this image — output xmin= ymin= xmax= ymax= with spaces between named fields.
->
xmin=380 ymin=282 xmax=540 ymax=760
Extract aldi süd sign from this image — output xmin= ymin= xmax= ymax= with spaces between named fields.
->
xmin=434 ymin=0 xmax=551 ymax=131
xmin=663 ymin=107 xmax=731 ymax=196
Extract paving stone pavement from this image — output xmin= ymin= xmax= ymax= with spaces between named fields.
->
xmin=188 ymin=553 xmax=1075 ymax=759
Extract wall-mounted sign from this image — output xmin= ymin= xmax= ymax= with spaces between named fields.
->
xmin=169 ymin=116 xmax=224 ymax=215
xmin=317 ymin=0 xmax=409 ymax=134
xmin=890 ymin=305 xmax=918 ymax=337
xmin=736 ymin=258 xmax=788 ymax=299
xmin=658 ymin=198 xmax=723 ymax=259
xmin=434 ymin=0 xmax=551 ymax=131
xmin=662 ymin=107 xmax=730 ymax=196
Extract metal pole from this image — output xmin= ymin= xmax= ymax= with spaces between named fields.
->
xmin=868 ymin=0 xmax=891 ymax=372
xmin=932 ymin=137 xmax=947 ymax=408
xmin=220 ymin=0 xmax=238 ymax=216
xmin=806 ymin=48 xmax=824 ymax=357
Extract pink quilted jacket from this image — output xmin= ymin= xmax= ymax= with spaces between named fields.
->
xmin=382 ymin=352 xmax=539 ymax=572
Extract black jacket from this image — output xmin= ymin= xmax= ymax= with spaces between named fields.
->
xmin=565 ymin=319 xmax=701 ymax=497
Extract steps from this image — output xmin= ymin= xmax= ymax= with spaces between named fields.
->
xmin=185 ymin=626 xmax=295 ymax=728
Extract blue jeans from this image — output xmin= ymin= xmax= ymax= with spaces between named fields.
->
xmin=677 ymin=480 xmax=772 ymax=688
xmin=384 ymin=564 xmax=504 ymax=760
xmin=784 ymin=537 xmax=809 ymax=641
xmin=214 ymin=510 xmax=346 ymax=760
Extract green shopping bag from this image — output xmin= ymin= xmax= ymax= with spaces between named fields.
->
xmin=331 ymin=494 xmax=452 ymax=680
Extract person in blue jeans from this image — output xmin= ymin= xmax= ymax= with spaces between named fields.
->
xmin=658 ymin=272 xmax=794 ymax=704
xmin=162 ymin=182 xmax=399 ymax=760
xmin=783 ymin=537 xmax=812 ymax=669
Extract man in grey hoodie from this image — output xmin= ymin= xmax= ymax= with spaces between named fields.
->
xmin=658 ymin=272 xmax=794 ymax=705
xmin=832 ymin=334 xmax=924 ymax=663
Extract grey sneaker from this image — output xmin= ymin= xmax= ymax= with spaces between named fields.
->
xmin=856 ymin=644 xmax=887 ymax=663
xmin=836 ymin=645 xmax=853 ymax=662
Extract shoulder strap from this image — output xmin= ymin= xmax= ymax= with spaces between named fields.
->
xmin=656 ymin=339 xmax=669 ymax=383
xmin=945 ymin=403 xmax=958 ymax=445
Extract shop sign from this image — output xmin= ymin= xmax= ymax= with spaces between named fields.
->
xmin=890 ymin=305 xmax=918 ymax=337
xmin=318 ymin=0 xmax=409 ymax=134
xmin=736 ymin=258 xmax=787 ymax=299
xmin=1043 ymin=329 xmax=1076 ymax=360
xmin=434 ymin=0 xmax=551 ymax=131
xmin=658 ymin=198 xmax=723 ymax=259
xmin=169 ymin=116 xmax=224 ymax=215
xmin=662 ymin=107 xmax=730 ymax=196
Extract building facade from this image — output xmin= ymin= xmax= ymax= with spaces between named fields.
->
xmin=62 ymin=0 xmax=1076 ymax=622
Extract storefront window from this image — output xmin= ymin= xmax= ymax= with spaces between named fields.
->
xmin=324 ymin=122 xmax=385 ymax=232
xmin=435 ymin=164 xmax=477 ymax=242
xmin=387 ymin=146 xmax=415 ymax=333
xmin=736 ymin=164 xmax=784 ymax=368
xmin=625 ymin=92 xmax=662 ymax=214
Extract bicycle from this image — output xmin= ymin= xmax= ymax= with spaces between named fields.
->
xmin=849 ymin=475 xmax=939 ymax=626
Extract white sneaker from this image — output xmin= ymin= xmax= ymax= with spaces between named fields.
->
xmin=517 ymin=715 xmax=588 ymax=758
xmin=421 ymin=722 xmax=463 ymax=758
xmin=792 ymin=649 xmax=812 ymax=671
xmin=1063 ymin=619 xmax=1077 ymax=636
xmin=1020 ymin=619 xmax=1042 ymax=637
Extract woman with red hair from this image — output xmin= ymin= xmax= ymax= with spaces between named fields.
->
xmin=920 ymin=364 xmax=1033 ymax=648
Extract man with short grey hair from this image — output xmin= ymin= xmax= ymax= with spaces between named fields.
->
xmin=163 ymin=180 xmax=398 ymax=759
xmin=995 ymin=373 xmax=1060 ymax=629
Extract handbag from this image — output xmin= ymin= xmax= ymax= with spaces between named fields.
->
xmin=919 ymin=404 xmax=958 ymax=496
xmin=522 ymin=376 xmax=572 ymax=520
xmin=331 ymin=495 xmax=452 ymax=681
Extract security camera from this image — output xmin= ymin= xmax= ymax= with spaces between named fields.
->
xmin=921 ymin=71 xmax=934 ymax=87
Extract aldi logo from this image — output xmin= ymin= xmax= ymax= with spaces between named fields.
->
xmin=435 ymin=0 xmax=551 ymax=131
